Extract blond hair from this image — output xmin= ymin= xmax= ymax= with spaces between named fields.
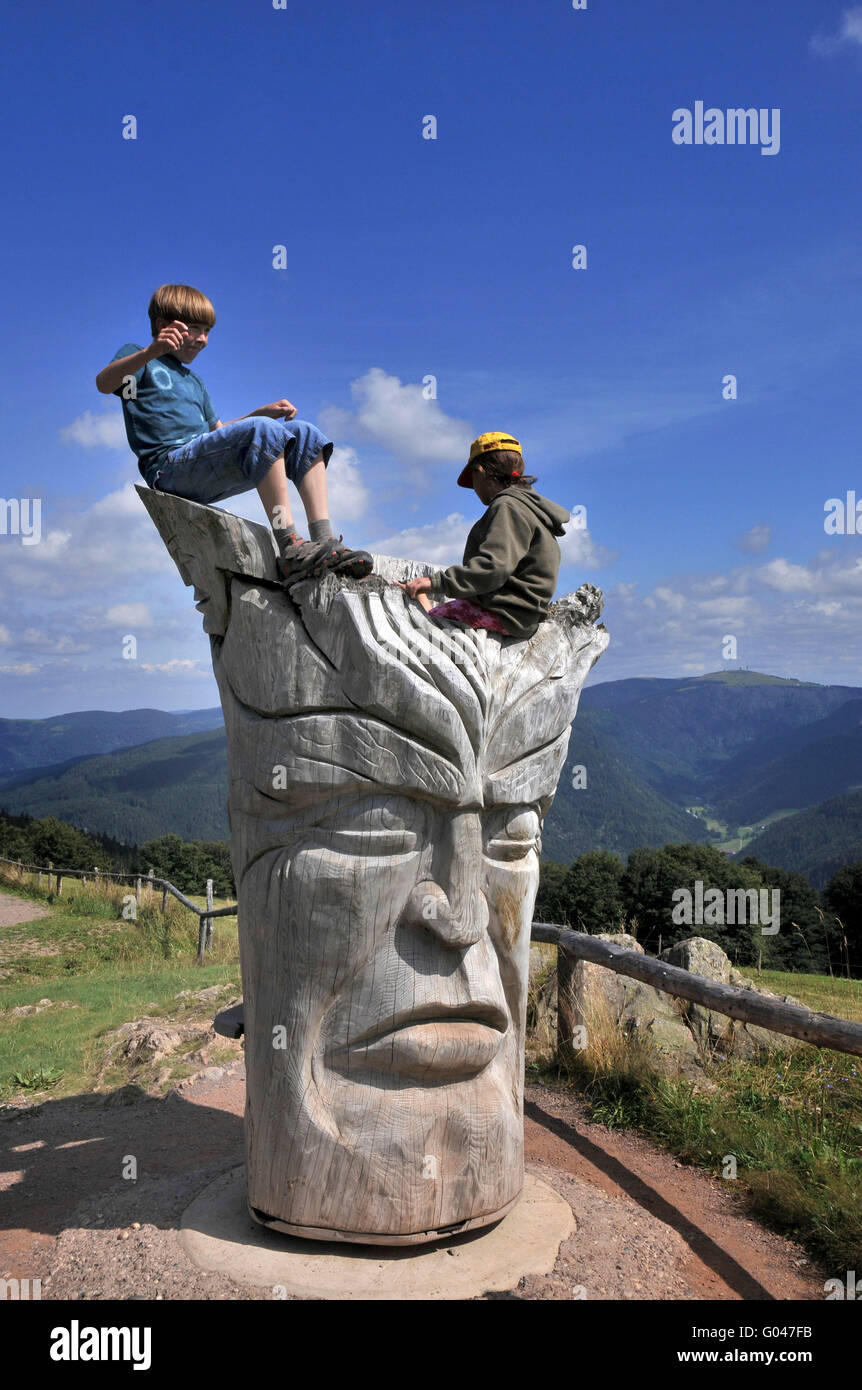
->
xmin=148 ymin=284 xmax=216 ymax=337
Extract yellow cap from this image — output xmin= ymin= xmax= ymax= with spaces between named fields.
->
xmin=458 ymin=432 xmax=522 ymax=487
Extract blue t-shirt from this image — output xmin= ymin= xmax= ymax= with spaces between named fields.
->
xmin=110 ymin=343 xmax=218 ymax=484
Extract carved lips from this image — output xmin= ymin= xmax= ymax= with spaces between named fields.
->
xmin=329 ymin=1001 xmax=509 ymax=1080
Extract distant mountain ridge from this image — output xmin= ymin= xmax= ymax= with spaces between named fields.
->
xmin=580 ymin=672 xmax=862 ymax=800
xmin=0 ymin=708 xmax=224 ymax=777
xmin=1 ymin=671 xmax=860 ymax=885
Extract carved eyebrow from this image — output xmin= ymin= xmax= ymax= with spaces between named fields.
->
xmin=484 ymin=803 xmax=544 ymax=833
xmin=490 ymin=798 xmax=549 ymax=818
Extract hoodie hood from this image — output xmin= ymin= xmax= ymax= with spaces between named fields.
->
xmin=499 ymin=486 xmax=570 ymax=536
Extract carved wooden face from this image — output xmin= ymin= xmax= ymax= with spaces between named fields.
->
xmin=233 ymin=787 xmax=541 ymax=1236
xmin=213 ymin=575 xmax=603 ymax=1238
xmin=137 ymin=487 xmax=607 ymax=1241
xmin=309 ymin=796 xmax=540 ymax=1082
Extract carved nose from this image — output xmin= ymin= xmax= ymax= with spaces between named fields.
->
xmin=410 ymin=881 xmax=488 ymax=948
xmin=402 ymin=810 xmax=488 ymax=948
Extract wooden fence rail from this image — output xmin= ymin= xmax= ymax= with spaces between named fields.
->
xmin=0 ymin=854 xmax=237 ymax=963
xmin=533 ymin=923 xmax=862 ymax=1059
xmin=1 ymin=861 xmax=858 ymax=1042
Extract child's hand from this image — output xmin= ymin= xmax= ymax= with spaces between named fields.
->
xmin=398 ymin=577 xmax=432 ymax=599
xmin=151 ymin=320 xmax=188 ymax=356
xmin=258 ymin=399 xmax=298 ymax=420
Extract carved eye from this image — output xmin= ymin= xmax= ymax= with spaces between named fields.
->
xmin=485 ymin=808 xmax=541 ymax=861
xmin=311 ymin=801 xmax=419 ymax=855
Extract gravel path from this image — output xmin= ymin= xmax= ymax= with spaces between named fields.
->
xmin=0 ymin=892 xmax=52 ymax=929
xmin=0 ymin=1065 xmax=826 ymax=1301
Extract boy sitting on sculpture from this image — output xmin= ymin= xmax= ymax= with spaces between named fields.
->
xmin=398 ymin=432 xmax=570 ymax=640
xmin=97 ymin=286 xmax=568 ymax=635
xmin=96 ymin=282 xmax=373 ymax=583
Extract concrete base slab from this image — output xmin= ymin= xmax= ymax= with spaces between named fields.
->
xmin=180 ymin=1167 xmax=575 ymax=1300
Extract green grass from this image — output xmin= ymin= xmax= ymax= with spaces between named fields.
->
xmin=528 ymin=966 xmax=862 ymax=1274
xmin=5 ymin=864 xmax=861 ymax=1274
xmin=748 ymin=968 xmax=862 ymax=1019
xmin=0 ymin=961 xmax=240 ymax=1098
xmin=0 ymin=868 xmax=240 ymax=1100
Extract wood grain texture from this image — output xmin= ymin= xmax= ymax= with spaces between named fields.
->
xmin=139 ymin=486 xmax=609 ymax=1243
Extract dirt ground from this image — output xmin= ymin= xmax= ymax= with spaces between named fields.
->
xmin=0 ymin=892 xmax=54 ymax=977
xmin=0 ymin=887 xmax=827 ymax=1301
xmin=0 ymin=895 xmax=52 ymax=929
xmin=0 ymin=1062 xmax=825 ymax=1301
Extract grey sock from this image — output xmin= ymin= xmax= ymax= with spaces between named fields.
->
xmin=309 ymin=518 xmax=334 ymax=542
xmin=273 ymin=525 xmax=302 ymax=555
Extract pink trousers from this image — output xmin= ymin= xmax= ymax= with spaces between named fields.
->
xmin=425 ymin=598 xmax=511 ymax=635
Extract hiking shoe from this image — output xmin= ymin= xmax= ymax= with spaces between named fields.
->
xmin=318 ymin=535 xmax=374 ymax=580
xmin=277 ymin=536 xmax=332 ymax=585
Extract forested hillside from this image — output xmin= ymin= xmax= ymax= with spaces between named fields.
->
xmin=737 ymin=789 xmax=862 ymax=891
xmin=0 ymin=707 xmax=223 ymax=776
xmin=2 ymin=671 xmax=861 ymax=887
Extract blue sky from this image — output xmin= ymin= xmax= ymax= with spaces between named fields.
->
xmin=2 ymin=0 xmax=862 ymax=716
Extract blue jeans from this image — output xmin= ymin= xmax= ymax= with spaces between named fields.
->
xmin=146 ymin=417 xmax=333 ymax=504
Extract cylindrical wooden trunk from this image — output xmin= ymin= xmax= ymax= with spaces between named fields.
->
xmin=139 ymin=487 xmax=607 ymax=1245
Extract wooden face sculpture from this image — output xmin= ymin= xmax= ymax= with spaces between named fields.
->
xmin=139 ymin=488 xmax=608 ymax=1245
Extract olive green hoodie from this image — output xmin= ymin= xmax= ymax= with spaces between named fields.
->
xmin=429 ymin=485 xmax=570 ymax=639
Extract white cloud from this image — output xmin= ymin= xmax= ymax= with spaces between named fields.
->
xmin=757 ymin=552 xmax=862 ymax=598
xmin=0 ymin=625 xmax=9 ymax=644
xmin=558 ymin=519 xmax=617 ymax=570
xmin=594 ymin=546 xmax=862 ymax=686
xmin=104 ymin=603 xmax=154 ymax=629
xmin=320 ymin=368 xmax=473 ymax=468
xmin=60 ymin=411 xmax=128 ymax=450
xmin=812 ymin=7 xmax=862 ymax=54
xmin=735 ymin=523 xmax=771 ymax=554
xmin=756 ymin=559 xmax=814 ymax=593
xmin=691 ymin=575 xmax=729 ymax=594
xmin=139 ymin=658 xmax=210 ymax=677
xmin=221 ymin=445 xmax=370 ymax=530
xmin=0 ymin=484 xmax=170 ymax=598
xmin=18 ymin=629 xmax=91 ymax=654
xmin=325 ymin=445 xmax=371 ymax=523
xmin=366 ymin=513 xmax=471 ymax=567
xmin=649 ymin=587 xmax=687 ymax=615
xmin=368 ymin=505 xmax=615 ymax=573
xmin=0 ymin=662 xmax=39 ymax=676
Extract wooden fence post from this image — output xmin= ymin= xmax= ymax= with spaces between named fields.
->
xmin=532 ymin=923 xmax=862 ymax=1058
xmin=47 ymin=861 xmax=53 ymax=893
xmin=135 ymin=876 xmax=142 ymax=906
xmin=197 ymin=879 xmax=215 ymax=963
xmin=556 ymin=942 xmax=581 ymax=1068
xmin=161 ymin=885 xmax=169 ymax=913
xmin=56 ymin=874 xmax=63 ymax=898
xmin=205 ymin=878 xmax=214 ymax=951
xmin=147 ymin=868 xmax=154 ymax=899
